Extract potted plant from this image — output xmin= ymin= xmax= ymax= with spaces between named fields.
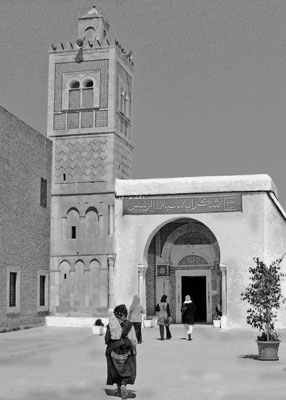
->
xmin=92 ymin=318 xmax=105 ymax=335
xmin=143 ymin=316 xmax=156 ymax=328
xmin=213 ymin=307 xmax=222 ymax=328
xmin=241 ymin=257 xmax=284 ymax=360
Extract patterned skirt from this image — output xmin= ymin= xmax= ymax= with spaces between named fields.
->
xmin=106 ymin=346 xmax=136 ymax=385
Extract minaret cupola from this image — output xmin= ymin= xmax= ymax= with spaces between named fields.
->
xmin=77 ymin=5 xmax=110 ymax=44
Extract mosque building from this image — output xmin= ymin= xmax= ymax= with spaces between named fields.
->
xmin=45 ymin=6 xmax=286 ymax=330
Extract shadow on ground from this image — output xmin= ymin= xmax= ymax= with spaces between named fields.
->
xmin=240 ymin=354 xmax=260 ymax=360
xmin=104 ymin=388 xmax=136 ymax=398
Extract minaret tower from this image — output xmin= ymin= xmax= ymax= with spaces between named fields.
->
xmin=47 ymin=6 xmax=134 ymax=316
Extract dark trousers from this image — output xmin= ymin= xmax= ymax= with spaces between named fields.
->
xmin=159 ymin=324 xmax=172 ymax=339
xmin=133 ymin=322 xmax=142 ymax=344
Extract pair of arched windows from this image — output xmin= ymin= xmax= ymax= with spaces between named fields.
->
xmin=69 ymin=78 xmax=95 ymax=110
xmin=65 ymin=207 xmax=99 ymax=239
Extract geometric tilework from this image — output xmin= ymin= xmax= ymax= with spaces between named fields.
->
xmin=54 ymin=60 xmax=109 ymax=112
xmin=54 ymin=136 xmax=109 ymax=183
xmin=178 ymin=255 xmax=208 ymax=265
xmin=157 ymin=265 xmax=170 ymax=277
xmin=114 ymin=135 xmax=132 ymax=179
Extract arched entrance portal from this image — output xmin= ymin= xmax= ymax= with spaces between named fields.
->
xmin=145 ymin=218 xmax=221 ymax=323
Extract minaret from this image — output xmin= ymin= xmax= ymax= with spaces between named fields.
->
xmin=47 ymin=6 xmax=134 ymax=315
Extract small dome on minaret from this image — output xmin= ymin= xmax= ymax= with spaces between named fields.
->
xmin=78 ymin=5 xmax=110 ymax=43
xmin=87 ymin=5 xmax=99 ymax=15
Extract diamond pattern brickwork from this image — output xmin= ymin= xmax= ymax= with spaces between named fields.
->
xmin=114 ymin=135 xmax=132 ymax=179
xmin=54 ymin=136 xmax=111 ymax=183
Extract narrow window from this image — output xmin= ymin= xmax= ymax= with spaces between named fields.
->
xmin=40 ymin=178 xmax=47 ymax=208
xmin=120 ymin=91 xmax=125 ymax=113
xmin=63 ymin=173 xmax=66 ymax=181
xmin=124 ymin=95 xmax=128 ymax=115
xmin=39 ymin=275 xmax=46 ymax=306
xmin=69 ymin=81 xmax=80 ymax=110
xmin=9 ymin=272 xmax=17 ymax=307
xmin=64 ymin=274 xmax=67 ymax=279
xmin=71 ymin=226 xmax=76 ymax=239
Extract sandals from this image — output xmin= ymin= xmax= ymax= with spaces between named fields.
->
xmin=121 ymin=384 xmax=128 ymax=399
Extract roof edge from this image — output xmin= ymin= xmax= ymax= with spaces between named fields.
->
xmin=115 ymin=174 xmax=277 ymax=197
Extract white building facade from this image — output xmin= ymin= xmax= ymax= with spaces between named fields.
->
xmin=47 ymin=7 xmax=286 ymax=329
xmin=114 ymin=175 xmax=286 ymax=329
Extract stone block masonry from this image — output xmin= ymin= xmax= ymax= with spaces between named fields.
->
xmin=0 ymin=106 xmax=52 ymax=331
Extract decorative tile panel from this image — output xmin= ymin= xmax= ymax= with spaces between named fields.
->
xmin=157 ymin=265 xmax=170 ymax=277
xmin=178 ymin=255 xmax=208 ymax=265
xmin=54 ymin=114 xmax=66 ymax=130
xmin=96 ymin=110 xmax=108 ymax=127
xmin=81 ymin=111 xmax=94 ymax=128
xmin=54 ymin=137 xmax=110 ymax=182
xmin=114 ymin=135 xmax=132 ymax=179
xmin=54 ymin=60 xmax=109 ymax=112
xmin=67 ymin=112 xmax=79 ymax=129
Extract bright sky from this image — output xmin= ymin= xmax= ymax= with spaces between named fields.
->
xmin=1 ymin=0 xmax=286 ymax=209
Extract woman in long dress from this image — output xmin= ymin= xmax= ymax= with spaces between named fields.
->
xmin=105 ymin=304 xmax=137 ymax=399
xmin=155 ymin=295 xmax=172 ymax=340
xmin=128 ymin=295 xmax=145 ymax=344
xmin=181 ymin=295 xmax=196 ymax=341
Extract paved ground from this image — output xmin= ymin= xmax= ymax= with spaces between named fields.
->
xmin=1 ymin=324 xmax=286 ymax=400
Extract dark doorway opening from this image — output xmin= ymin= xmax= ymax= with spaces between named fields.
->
xmin=181 ymin=276 xmax=206 ymax=323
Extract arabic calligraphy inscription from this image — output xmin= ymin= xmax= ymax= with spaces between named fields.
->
xmin=123 ymin=194 xmax=242 ymax=215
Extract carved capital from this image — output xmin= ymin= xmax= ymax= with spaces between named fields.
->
xmin=137 ymin=264 xmax=147 ymax=277
xmin=107 ymin=254 xmax=116 ymax=268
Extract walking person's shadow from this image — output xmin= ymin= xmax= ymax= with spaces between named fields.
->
xmin=104 ymin=388 xmax=136 ymax=398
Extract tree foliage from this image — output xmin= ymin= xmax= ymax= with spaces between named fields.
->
xmin=241 ymin=257 xmax=284 ymax=341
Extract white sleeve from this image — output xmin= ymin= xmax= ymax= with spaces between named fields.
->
xmin=128 ymin=325 xmax=137 ymax=346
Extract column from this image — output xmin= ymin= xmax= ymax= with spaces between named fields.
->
xmin=107 ymin=255 xmax=116 ymax=309
xmin=49 ymin=257 xmax=60 ymax=314
xmin=137 ymin=264 xmax=147 ymax=308
xmin=220 ymin=264 xmax=227 ymax=329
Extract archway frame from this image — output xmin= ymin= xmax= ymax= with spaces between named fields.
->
xmin=142 ymin=217 xmax=221 ymax=322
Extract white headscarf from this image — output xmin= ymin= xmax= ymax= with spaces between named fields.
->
xmin=108 ymin=309 xmax=122 ymax=340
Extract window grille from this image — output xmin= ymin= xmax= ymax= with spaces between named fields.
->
xmin=40 ymin=178 xmax=47 ymax=208
xmin=9 ymin=272 xmax=17 ymax=307
xmin=39 ymin=275 xmax=46 ymax=306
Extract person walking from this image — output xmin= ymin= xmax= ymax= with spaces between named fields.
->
xmin=181 ymin=295 xmax=196 ymax=341
xmin=105 ymin=304 xmax=137 ymax=399
xmin=155 ymin=295 xmax=172 ymax=340
xmin=128 ymin=295 xmax=145 ymax=344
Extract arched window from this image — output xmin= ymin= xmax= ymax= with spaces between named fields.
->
xmin=59 ymin=261 xmax=71 ymax=308
xmin=120 ymin=90 xmax=125 ymax=113
xmin=86 ymin=207 xmax=99 ymax=238
xmin=69 ymin=80 xmax=80 ymax=110
xmin=74 ymin=260 xmax=85 ymax=307
xmin=84 ymin=26 xmax=96 ymax=42
xmin=66 ymin=208 xmax=80 ymax=239
xmin=89 ymin=259 xmax=100 ymax=307
xmin=62 ymin=74 xmax=99 ymax=111
xmin=123 ymin=94 xmax=128 ymax=116
xmin=82 ymin=79 xmax=94 ymax=108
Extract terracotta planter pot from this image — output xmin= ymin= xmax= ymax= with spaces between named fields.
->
xmin=256 ymin=340 xmax=281 ymax=361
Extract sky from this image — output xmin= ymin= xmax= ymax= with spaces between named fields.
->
xmin=1 ymin=0 xmax=286 ymax=209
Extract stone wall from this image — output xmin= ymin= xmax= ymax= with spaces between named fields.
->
xmin=0 ymin=107 xmax=52 ymax=330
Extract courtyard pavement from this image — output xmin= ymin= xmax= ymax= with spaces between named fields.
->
xmin=1 ymin=323 xmax=286 ymax=400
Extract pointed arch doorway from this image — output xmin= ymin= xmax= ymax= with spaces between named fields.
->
xmin=145 ymin=218 xmax=221 ymax=323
